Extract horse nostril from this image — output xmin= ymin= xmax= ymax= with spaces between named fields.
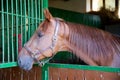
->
xmin=19 ymin=59 xmax=21 ymax=64
xmin=18 ymin=58 xmax=22 ymax=65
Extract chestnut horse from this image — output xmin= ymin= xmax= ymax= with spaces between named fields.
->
xmin=18 ymin=9 xmax=120 ymax=71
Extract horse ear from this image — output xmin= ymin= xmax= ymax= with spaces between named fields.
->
xmin=44 ymin=9 xmax=53 ymax=21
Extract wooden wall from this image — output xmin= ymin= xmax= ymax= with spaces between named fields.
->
xmin=0 ymin=66 xmax=120 ymax=80
xmin=49 ymin=67 xmax=120 ymax=80
xmin=0 ymin=66 xmax=42 ymax=80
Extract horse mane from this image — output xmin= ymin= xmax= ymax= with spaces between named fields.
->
xmin=65 ymin=22 xmax=120 ymax=64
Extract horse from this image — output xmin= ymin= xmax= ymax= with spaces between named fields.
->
xmin=18 ymin=9 xmax=120 ymax=71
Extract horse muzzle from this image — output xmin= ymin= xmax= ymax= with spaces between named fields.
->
xmin=18 ymin=54 xmax=34 ymax=71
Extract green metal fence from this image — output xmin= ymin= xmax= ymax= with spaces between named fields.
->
xmin=42 ymin=63 xmax=120 ymax=80
xmin=0 ymin=0 xmax=48 ymax=68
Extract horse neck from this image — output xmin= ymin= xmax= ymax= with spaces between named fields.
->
xmin=62 ymin=23 xmax=98 ymax=65
xmin=61 ymin=22 xmax=113 ymax=66
xmin=57 ymin=21 xmax=80 ymax=52
xmin=57 ymin=21 xmax=70 ymax=51
xmin=64 ymin=22 xmax=84 ymax=53
xmin=60 ymin=22 xmax=85 ymax=53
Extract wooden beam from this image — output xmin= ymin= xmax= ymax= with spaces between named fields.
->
xmin=103 ymin=0 xmax=105 ymax=8
xmin=115 ymin=0 xmax=119 ymax=10
xmin=90 ymin=0 xmax=92 ymax=11
xmin=115 ymin=0 xmax=119 ymax=14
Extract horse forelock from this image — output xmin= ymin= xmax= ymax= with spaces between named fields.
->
xmin=38 ymin=19 xmax=51 ymax=32
xmin=64 ymin=22 xmax=120 ymax=64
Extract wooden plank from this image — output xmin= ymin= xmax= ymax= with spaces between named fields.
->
xmin=49 ymin=67 xmax=60 ymax=80
xmin=0 ymin=66 xmax=42 ymax=80
xmin=49 ymin=68 xmax=85 ymax=80
xmin=11 ymin=67 xmax=22 ymax=80
xmin=35 ymin=66 xmax=42 ymax=80
xmin=100 ymin=72 xmax=120 ymax=80
xmin=67 ymin=69 xmax=84 ymax=80
xmin=59 ymin=68 xmax=68 ymax=80
xmin=23 ymin=69 xmax=29 ymax=80
xmin=74 ymin=69 xmax=84 ymax=80
xmin=28 ymin=67 xmax=36 ymax=80
xmin=85 ymin=70 xmax=101 ymax=80
xmin=0 ymin=68 xmax=12 ymax=80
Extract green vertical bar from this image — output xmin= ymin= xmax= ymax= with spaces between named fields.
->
xmin=31 ymin=0 xmax=34 ymax=36
xmin=42 ymin=0 xmax=48 ymax=20
xmin=24 ymin=0 xmax=27 ymax=43
xmin=11 ymin=0 xmax=14 ymax=62
xmin=43 ymin=0 xmax=48 ymax=9
xmin=42 ymin=65 xmax=49 ymax=80
xmin=1 ymin=0 xmax=5 ymax=63
xmin=16 ymin=0 xmax=18 ymax=58
xmin=20 ymin=0 xmax=23 ymax=46
xmin=42 ymin=1 xmax=48 ymax=80
xmin=6 ymin=0 xmax=10 ymax=62
xmin=41 ymin=0 xmax=44 ymax=20
xmin=28 ymin=0 xmax=31 ymax=39
xmin=35 ymin=0 xmax=37 ymax=29
xmin=38 ymin=0 xmax=41 ymax=22
xmin=43 ymin=0 xmax=48 ymax=20
xmin=22 ymin=1 xmax=25 ymax=44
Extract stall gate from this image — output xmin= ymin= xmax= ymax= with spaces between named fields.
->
xmin=0 ymin=0 xmax=47 ymax=80
xmin=42 ymin=63 xmax=120 ymax=80
xmin=0 ymin=0 xmax=48 ymax=68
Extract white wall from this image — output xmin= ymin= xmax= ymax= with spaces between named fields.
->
xmin=86 ymin=0 xmax=91 ymax=12
xmin=49 ymin=0 xmax=87 ymax=13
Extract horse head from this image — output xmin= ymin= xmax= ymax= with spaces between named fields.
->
xmin=18 ymin=9 xmax=69 ymax=70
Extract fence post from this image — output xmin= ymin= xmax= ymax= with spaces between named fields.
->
xmin=43 ymin=0 xmax=48 ymax=9
xmin=41 ymin=1 xmax=48 ymax=79
xmin=42 ymin=64 xmax=49 ymax=80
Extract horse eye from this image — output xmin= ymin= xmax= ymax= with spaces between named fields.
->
xmin=37 ymin=32 xmax=43 ymax=38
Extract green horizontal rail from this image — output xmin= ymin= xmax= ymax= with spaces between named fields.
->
xmin=0 ymin=23 xmax=39 ymax=30
xmin=42 ymin=63 xmax=120 ymax=80
xmin=0 ymin=11 xmax=44 ymax=21
xmin=45 ymin=63 xmax=120 ymax=73
xmin=0 ymin=62 xmax=17 ymax=68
